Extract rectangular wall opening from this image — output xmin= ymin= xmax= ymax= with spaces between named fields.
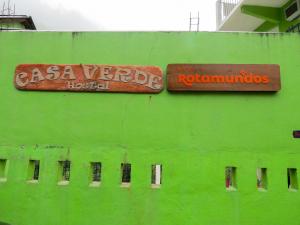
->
xmin=257 ymin=168 xmax=267 ymax=190
xmin=90 ymin=162 xmax=101 ymax=187
xmin=27 ymin=160 xmax=40 ymax=183
xmin=58 ymin=160 xmax=71 ymax=185
xmin=121 ymin=163 xmax=131 ymax=187
xmin=151 ymin=164 xmax=162 ymax=188
xmin=225 ymin=166 xmax=237 ymax=190
xmin=0 ymin=159 xmax=7 ymax=182
xmin=288 ymin=168 xmax=298 ymax=190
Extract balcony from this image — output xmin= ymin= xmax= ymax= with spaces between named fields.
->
xmin=216 ymin=0 xmax=288 ymax=31
xmin=216 ymin=0 xmax=241 ymax=29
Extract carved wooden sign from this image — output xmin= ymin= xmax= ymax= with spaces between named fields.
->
xmin=167 ymin=64 xmax=281 ymax=92
xmin=15 ymin=64 xmax=163 ymax=93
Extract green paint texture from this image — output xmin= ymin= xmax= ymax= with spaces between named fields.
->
xmin=254 ymin=21 xmax=278 ymax=32
xmin=241 ymin=5 xmax=281 ymax=23
xmin=0 ymin=31 xmax=300 ymax=225
xmin=241 ymin=0 xmax=300 ymax=32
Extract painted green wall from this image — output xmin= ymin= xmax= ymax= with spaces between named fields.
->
xmin=0 ymin=31 xmax=300 ymax=225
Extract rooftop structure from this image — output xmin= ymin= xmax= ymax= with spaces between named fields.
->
xmin=0 ymin=15 xmax=36 ymax=30
xmin=0 ymin=1 xmax=36 ymax=31
xmin=216 ymin=0 xmax=300 ymax=32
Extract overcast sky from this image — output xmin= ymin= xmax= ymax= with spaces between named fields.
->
xmin=8 ymin=0 xmax=216 ymax=31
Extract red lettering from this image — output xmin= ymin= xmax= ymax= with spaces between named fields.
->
xmin=253 ymin=75 xmax=262 ymax=83
xmin=262 ymin=76 xmax=270 ymax=84
xmin=177 ymin=74 xmax=193 ymax=86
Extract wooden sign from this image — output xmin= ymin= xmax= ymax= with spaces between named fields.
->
xmin=167 ymin=64 xmax=281 ymax=92
xmin=15 ymin=64 xmax=163 ymax=93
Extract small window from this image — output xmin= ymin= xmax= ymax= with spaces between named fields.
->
xmin=225 ymin=167 xmax=237 ymax=190
xmin=27 ymin=160 xmax=40 ymax=183
xmin=121 ymin=163 xmax=131 ymax=187
xmin=58 ymin=160 xmax=71 ymax=185
xmin=285 ymin=1 xmax=298 ymax=18
xmin=90 ymin=162 xmax=101 ymax=187
xmin=0 ymin=159 xmax=8 ymax=182
xmin=257 ymin=168 xmax=267 ymax=190
xmin=288 ymin=168 xmax=298 ymax=190
xmin=151 ymin=164 xmax=162 ymax=188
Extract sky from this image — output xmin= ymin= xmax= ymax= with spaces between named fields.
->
xmin=6 ymin=0 xmax=217 ymax=31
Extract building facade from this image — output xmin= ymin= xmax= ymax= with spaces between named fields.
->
xmin=217 ymin=0 xmax=300 ymax=32
xmin=0 ymin=30 xmax=300 ymax=225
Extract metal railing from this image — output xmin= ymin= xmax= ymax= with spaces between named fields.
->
xmin=216 ymin=0 xmax=241 ymax=29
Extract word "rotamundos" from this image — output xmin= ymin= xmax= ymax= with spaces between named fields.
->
xmin=178 ymin=70 xmax=270 ymax=86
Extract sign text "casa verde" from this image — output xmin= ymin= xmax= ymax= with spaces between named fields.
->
xmin=15 ymin=64 xmax=163 ymax=93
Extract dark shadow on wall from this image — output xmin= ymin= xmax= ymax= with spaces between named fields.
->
xmin=0 ymin=221 xmax=11 ymax=225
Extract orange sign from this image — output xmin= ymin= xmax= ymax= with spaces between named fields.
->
xmin=167 ymin=64 xmax=281 ymax=92
xmin=15 ymin=64 xmax=163 ymax=93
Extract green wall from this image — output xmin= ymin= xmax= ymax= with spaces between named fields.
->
xmin=0 ymin=31 xmax=300 ymax=225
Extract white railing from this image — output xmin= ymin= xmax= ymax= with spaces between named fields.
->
xmin=216 ymin=0 xmax=241 ymax=29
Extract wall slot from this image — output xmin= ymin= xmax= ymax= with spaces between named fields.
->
xmin=293 ymin=130 xmax=300 ymax=138
xmin=287 ymin=168 xmax=298 ymax=190
xmin=90 ymin=162 xmax=101 ymax=187
xmin=121 ymin=163 xmax=131 ymax=187
xmin=58 ymin=160 xmax=71 ymax=185
xmin=151 ymin=164 xmax=162 ymax=188
xmin=0 ymin=159 xmax=7 ymax=182
xmin=225 ymin=167 xmax=237 ymax=190
xmin=257 ymin=168 xmax=267 ymax=190
xmin=27 ymin=160 xmax=40 ymax=183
